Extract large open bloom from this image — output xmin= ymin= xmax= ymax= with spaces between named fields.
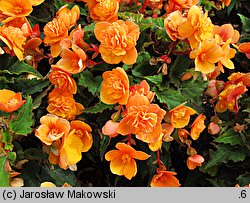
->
xmin=94 ymin=20 xmax=140 ymax=65
xmin=150 ymin=168 xmax=181 ymax=187
xmin=190 ymin=114 xmax=206 ymax=140
xmin=100 ymin=67 xmax=130 ymax=105
xmin=168 ymin=102 xmax=196 ymax=128
xmin=35 ymin=114 xmax=70 ymax=145
xmin=47 ymin=88 xmax=84 ymax=120
xmin=105 ymin=142 xmax=150 ymax=180
xmin=0 ymin=89 xmax=26 ymax=113
xmin=189 ymin=39 xmax=223 ymax=74
xmin=118 ymin=95 xmax=166 ymax=143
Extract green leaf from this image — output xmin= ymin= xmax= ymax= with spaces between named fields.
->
xmin=2 ymin=61 xmax=43 ymax=78
xmin=238 ymin=14 xmax=250 ymax=33
xmin=118 ymin=12 xmax=144 ymax=24
xmin=169 ymin=55 xmax=193 ymax=78
xmin=214 ymin=129 xmax=244 ymax=146
xmin=99 ymin=136 xmax=110 ymax=161
xmin=24 ymin=148 xmax=47 ymax=160
xmin=153 ymin=87 xmax=186 ymax=110
xmin=84 ymin=22 xmax=96 ymax=32
xmin=7 ymin=152 xmax=16 ymax=163
xmin=83 ymin=102 xmax=114 ymax=114
xmin=0 ymin=155 xmax=9 ymax=187
xmin=9 ymin=96 xmax=34 ymax=135
xmin=236 ymin=173 xmax=250 ymax=186
xmin=145 ymin=74 xmax=163 ymax=86
xmin=78 ymin=71 xmax=102 ymax=95
xmin=180 ymin=79 xmax=208 ymax=105
xmin=1 ymin=129 xmax=13 ymax=150
xmin=33 ymin=85 xmax=52 ymax=109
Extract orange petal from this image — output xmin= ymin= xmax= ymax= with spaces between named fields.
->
xmin=123 ymin=158 xmax=137 ymax=180
xmin=122 ymin=47 xmax=138 ymax=65
xmin=94 ymin=21 xmax=111 ymax=42
xmin=105 ymin=150 xmax=122 ymax=161
xmin=131 ymin=151 xmax=151 ymax=160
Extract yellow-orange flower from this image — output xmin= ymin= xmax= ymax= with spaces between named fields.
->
xmin=94 ymin=20 xmax=140 ymax=65
xmin=105 ymin=142 xmax=150 ymax=180
xmin=228 ymin=72 xmax=250 ymax=87
xmin=178 ymin=128 xmax=189 ymax=143
xmin=190 ymin=114 xmax=206 ymax=140
xmin=0 ymin=89 xmax=26 ymax=113
xmin=189 ymin=39 xmax=223 ymax=74
xmin=214 ymin=24 xmax=239 ymax=45
xmin=168 ymin=102 xmax=196 ymax=128
xmin=238 ymin=42 xmax=250 ymax=59
xmin=100 ymin=67 xmax=130 ymax=105
xmin=35 ymin=114 xmax=70 ymax=145
xmin=90 ymin=0 xmax=119 ymax=22
xmin=164 ymin=10 xmax=185 ymax=41
xmin=43 ymin=18 xmax=68 ymax=57
xmin=70 ymin=120 xmax=93 ymax=152
xmin=187 ymin=154 xmax=204 ymax=170
xmin=47 ymin=88 xmax=84 ymax=120
xmin=165 ymin=0 xmax=199 ymax=14
xmin=150 ymin=169 xmax=181 ymax=187
xmin=51 ymin=44 xmax=87 ymax=74
xmin=0 ymin=25 xmax=26 ymax=60
xmin=118 ymin=95 xmax=166 ymax=143
xmin=56 ymin=4 xmax=80 ymax=29
xmin=49 ymin=68 xmax=77 ymax=94
xmin=178 ymin=5 xmax=214 ymax=49
xmin=215 ymin=82 xmax=248 ymax=113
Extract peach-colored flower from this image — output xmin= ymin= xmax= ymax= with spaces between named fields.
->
xmin=161 ymin=123 xmax=174 ymax=142
xmin=208 ymin=122 xmax=220 ymax=135
xmin=165 ymin=0 xmax=199 ymax=14
xmin=0 ymin=25 xmax=26 ymax=60
xmin=118 ymin=95 xmax=166 ymax=143
xmin=129 ymin=80 xmax=155 ymax=103
xmin=216 ymin=82 xmax=248 ymax=113
xmin=70 ymin=120 xmax=93 ymax=152
xmin=189 ymin=39 xmax=223 ymax=74
xmin=204 ymin=80 xmax=225 ymax=99
xmin=49 ymin=68 xmax=77 ymax=94
xmin=56 ymin=4 xmax=80 ymax=29
xmin=227 ymin=72 xmax=250 ymax=87
xmin=47 ymin=88 xmax=84 ymax=120
xmin=105 ymin=142 xmax=150 ymax=180
xmin=102 ymin=120 xmax=119 ymax=138
xmin=187 ymin=154 xmax=204 ymax=170
xmin=150 ymin=169 xmax=181 ymax=187
xmin=35 ymin=114 xmax=70 ymax=145
xmin=214 ymin=24 xmax=239 ymax=45
xmin=178 ymin=5 xmax=214 ymax=49
xmin=238 ymin=42 xmax=250 ymax=59
xmin=164 ymin=10 xmax=186 ymax=41
xmin=100 ymin=67 xmax=130 ymax=105
xmin=190 ymin=114 xmax=206 ymax=140
xmin=168 ymin=102 xmax=196 ymax=128
xmin=0 ymin=89 xmax=26 ymax=113
xmin=90 ymin=0 xmax=119 ymax=22
xmin=51 ymin=44 xmax=87 ymax=74
xmin=94 ymin=20 xmax=140 ymax=65
xmin=43 ymin=18 xmax=68 ymax=57
xmin=40 ymin=182 xmax=56 ymax=187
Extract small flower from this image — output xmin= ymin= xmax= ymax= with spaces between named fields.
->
xmin=186 ymin=154 xmax=204 ymax=170
xmin=165 ymin=0 xmax=199 ymax=14
xmin=228 ymin=72 xmax=250 ymax=87
xmin=102 ymin=120 xmax=119 ymax=138
xmin=105 ymin=142 xmax=150 ymax=180
xmin=100 ymin=67 xmax=130 ymax=105
xmin=238 ymin=42 xmax=250 ymax=59
xmin=0 ymin=89 xmax=26 ymax=113
xmin=168 ymin=102 xmax=196 ymax=128
xmin=40 ymin=182 xmax=56 ymax=187
xmin=208 ymin=122 xmax=221 ymax=135
xmin=178 ymin=128 xmax=189 ymax=143
xmin=190 ymin=114 xmax=206 ymax=140
xmin=94 ymin=20 xmax=140 ymax=65
xmin=214 ymin=24 xmax=239 ymax=45
xmin=35 ymin=114 xmax=70 ymax=145
xmin=150 ymin=168 xmax=181 ymax=187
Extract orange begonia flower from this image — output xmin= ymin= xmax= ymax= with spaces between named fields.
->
xmin=118 ymin=95 xmax=166 ymax=143
xmin=129 ymin=80 xmax=155 ymax=103
xmin=70 ymin=120 xmax=93 ymax=152
xmin=51 ymin=44 xmax=87 ymax=74
xmin=214 ymin=24 xmax=239 ymax=45
xmin=35 ymin=114 xmax=70 ymax=145
xmin=102 ymin=120 xmax=119 ymax=138
xmin=190 ymin=114 xmax=206 ymax=140
xmin=238 ymin=42 xmax=250 ymax=59
xmin=43 ymin=18 xmax=69 ymax=58
xmin=0 ymin=89 xmax=26 ymax=113
xmin=208 ymin=122 xmax=220 ymax=135
xmin=47 ymin=88 xmax=84 ymax=120
xmin=187 ymin=154 xmax=204 ymax=170
xmin=49 ymin=68 xmax=77 ymax=94
xmin=90 ymin=0 xmax=119 ymax=22
xmin=4 ymin=17 xmax=32 ymax=37
xmin=165 ymin=0 xmax=199 ymax=14
xmin=189 ymin=39 xmax=223 ymax=74
xmin=178 ymin=128 xmax=189 ymax=143
xmin=100 ymin=67 xmax=130 ymax=105
xmin=150 ymin=169 xmax=181 ymax=187
xmin=204 ymin=80 xmax=225 ymax=99
xmin=169 ymin=102 xmax=196 ymax=128
xmin=178 ymin=5 xmax=214 ymax=49
xmin=0 ymin=25 xmax=26 ymax=60
xmin=228 ymin=72 xmax=250 ymax=87
xmin=148 ymin=133 xmax=163 ymax=152
xmin=215 ymin=82 xmax=248 ymax=113
xmin=94 ymin=20 xmax=140 ymax=65
xmin=105 ymin=142 xmax=150 ymax=180
xmin=219 ymin=0 xmax=231 ymax=7
xmin=164 ymin=10 xmax=185 ymax=41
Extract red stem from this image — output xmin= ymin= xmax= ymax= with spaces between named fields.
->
xmin=156 ymin=150 xmax=162 ymax=167
xmin=127 ymin=134 xmax=132 ymax=146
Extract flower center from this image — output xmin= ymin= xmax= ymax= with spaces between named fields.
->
xmin=14 ymin=7 xmax=23 ymax=14
xmin=122 ymin=154 xmax=131 ymax=163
